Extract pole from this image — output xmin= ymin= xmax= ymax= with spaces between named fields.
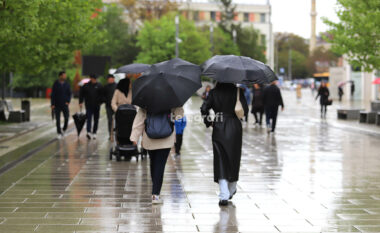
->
xmin=2 ymin=72 xmax=5 ymax=100
xmin=175 ymin=15 xmax=179 ymax=58
xmin=232 ymin=29 xmax=237 ymax=44
xmin=9 ymin=72 xmax=13 ymax=98
xmin=275 ymin=39 xmax=279 ymax=74
xmin=210 ymin=24 xmax=214 ymax=55
xmin=288 ymin=48 xmax=292 ymax=80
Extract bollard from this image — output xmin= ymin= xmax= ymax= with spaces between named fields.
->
xmin=21 ymin=100 xmax=30 ymax=121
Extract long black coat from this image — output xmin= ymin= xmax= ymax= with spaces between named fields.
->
xmin=201 ymin=83 xmax=248 ymax=183
xmin=316 ymin=86 xmax=330 ymax=105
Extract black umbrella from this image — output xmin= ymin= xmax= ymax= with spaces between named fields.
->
xmin=132 ymin=58 xmax=201 ymax=113
xmin=72 ymin=112 xmax=86 ymax=136
xmin=202 ymin=55 xmax=277 ymax=84
xmin=115 ymin=63 xmax=150 ymax=74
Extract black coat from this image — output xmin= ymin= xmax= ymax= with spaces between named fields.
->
xmin=263 ymin=84 xmax=284 ymax=109
xmin=103 ymin=83 xmax=116 ymax=107
xmin=51 ymin=80 xmax=71 ymax=108
xmin=79 ymin=82 xmax=103 ymax=108
xmin=201 ymin=83 xmax=248 ymax=183
xmin=251 ymin=88 xmax=264 ymax=111
xmin=316 ymin=86 xmax=330 ymax=105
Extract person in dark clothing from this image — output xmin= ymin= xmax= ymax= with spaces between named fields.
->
xmin=263 ymin=81 xmax=284 ymax=133
xmin=251 ymin=83 xmax=264 ymax=125
xmin=202 ymin=85 xmax=212 ymax=100
xmin=51 ymin=71 xmax=71 ymax=139
xmin=174 ymin=116 xmax=187 ymax=156
xmin=316 ymin=82 xmax=330 ymax=118
xmin=351 ymin=82 xmax=355 ymax=97
xmin=201 ymin=83 xmax=248 ymax=206
xmin=103 ymin=74 xmax=117 ymax=139
xmin=338 ymin=86 xmax=344 ymax=102
xmin=79 ymin=74 xmax=103 ymax=140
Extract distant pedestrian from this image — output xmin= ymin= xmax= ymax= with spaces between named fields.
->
xmin=263 ymin=81 xmax=284 ymax=133
xmin=111 ymin=77 xmax=132 ymax=112
xmin=251 ymin=84 xmax=264 ymax=125
xmin=201 ymin=83 xmax=248 ymax=206
xmin=130 ymin=107 xmax=184 ymax=204
xmin=296 ymin=84 xmax=302 ymax=99
xmin=103 ymin=74 xmax=117 ymax=139
xmin=241 ymin=84 xmax=251 ymax=122
xmin=351 ymin=82 xmax=355 ymax=97
xmin=338 ymin=86 xmax=344 ymax=102
xmin=202 ymin=85 xmax=212 ymax=100
xmin=79 ymin=74 xmax=103 ymax=140
xmin=174 ymin=116 xmax=187 ymax=156
xmin=315 ymin=82 xmax=330 ymax=118
xmin=51 ymin=71 xmax=71 ymax=139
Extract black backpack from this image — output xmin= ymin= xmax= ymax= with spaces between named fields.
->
xmin=145 ymin=111 xmax=174 ymax=139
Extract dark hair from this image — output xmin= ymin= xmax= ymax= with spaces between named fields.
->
xmin=58 ymin=71 xmax=66 ymax=77
xmin=89 ymin=74 xmax=97 ymax=79
xmin=107 ymin=74 xmax=115 ymax=79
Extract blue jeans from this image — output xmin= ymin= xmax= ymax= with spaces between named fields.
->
xmin=219 ymin=179 xmax=237 ymax=201
xmin=265 ymin=107 xmax=278 ymax=132
xmin=86 ymin=106 xmax=100 ymax=134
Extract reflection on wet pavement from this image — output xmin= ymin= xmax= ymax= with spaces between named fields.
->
xmin=0 ymin=91 xmax=380 ymax=232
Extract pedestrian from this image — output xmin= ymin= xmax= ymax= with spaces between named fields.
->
xmin=241 ymin=84 xmax=251 ymax=122
xmin=201 ymin=83 xmax=248 ymax=206
xmin=251 ymin=83 xmax=264 ymax=126
xmin=111 ymin=77 xmax=132 ymax=112
xmin=296 ymin=84 xmax=302 ymax=99
xmin=51 ymin=71 xmax=71 ymax=139
xmin=202 ymin=85 xmax=212 ymax=100
xmin=130 ymin=107 xmax=184 ymax=204
xmin=351 ymin=82 xmax=355 ymax=97
xmin=174 ymin=115 xmax=187 ymax=156
xmin=263 ymin=80 xmax=284 ymax=134
xmin=315 ymin=82 xmax=330 ymax=118
xmin=103 ymin=74 xmax=117 ymax=140
xmin=338 ymin=86 xmax=344 ymax=102
xmin=79 ymin=74 xmax=103 ymax=139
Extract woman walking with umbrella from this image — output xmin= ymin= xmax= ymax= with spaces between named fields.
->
xmin=201 ymin=55 xmax=275 ymax=206
xmin=130 ymin=58 xmax=201 ymax=204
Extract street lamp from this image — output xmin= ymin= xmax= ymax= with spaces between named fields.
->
xmin=232 ymin=29 xmax=237 ymax=44
xmin=175 ymin=15 xmax=180 ymax=58
xmin=210 ymin=23 xmax=214 ymax=54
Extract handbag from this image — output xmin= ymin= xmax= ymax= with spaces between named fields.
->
xmin=326 ymin=99 xmax=333 ymax=106
xmin=235 ymin=88 xmax=245 ymax=119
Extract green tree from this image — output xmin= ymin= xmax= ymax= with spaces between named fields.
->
xmin=307 ymin=46 xmax=340 ymax=74
xmin=199 ymin=26 xmax=240 ymax=55
xmin=237 ymin=27 xmax=266 ymax=62
xmin=84 ymin=3 xmax=139 ymax=67
xmin=136 ymin=14 xmax=211 ymax=65
xmin=0 ymin=0 xmax=104 ymax=74
xmin=215 ymin=0 xmax=236 ymax=34
xmin=323 ymin=0 xmax=380 ymax=71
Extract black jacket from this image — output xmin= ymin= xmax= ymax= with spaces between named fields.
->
xmin=263 ymin=84 xmax=284 ymax=109
xmin=51 ymin=80 xmax=71 ymax=108
xmin=316 ymin=86 xmax=330 ymax=105
xmin=103 ymin=83 xmax=116 ymax=107
xmin=79 ymin=82 xmax=103 ymax=108
xmin=251 ymin=88 xmax=264 ymax=109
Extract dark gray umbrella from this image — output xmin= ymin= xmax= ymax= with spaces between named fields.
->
xmin=72 ymin=112 xmax=86 ymax=136
xmin=202 ymin=55 xmax=277 ymax=84
xmin=115 ymin=63 xmax=150 ymax=74
xmin=132 ymin=58 xmax=201 ymax=113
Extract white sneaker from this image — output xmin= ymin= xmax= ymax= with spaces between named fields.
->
xmin=152 ymin=195 xmax=163 ymax=204
xmin=86 ymin=133 xmax=92 ymax=139
xmin=92 ymin=134 xmax=97 ymax=140
xmin=57 ymin=134 xmax=63 ymax=139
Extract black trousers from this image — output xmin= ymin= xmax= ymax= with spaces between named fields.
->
xmin=55 ymin=105 xmax=69 ymax=134
xmin=252 ymin=107 xmax=264 ymax=124
xmin=149 ymin=148 xmax=170 ymax=195
xmin=175 ymin=134 xmax=183 ymax=154
xmin=321 ymin=104 xmax=327 ymax=116
xmin=105 ymin=105 xmax=114 ymax=136
xmin=86 ymin=106 xmax=100 ymax=134
xmin=265 ymin=107 xmax=279 ymax=132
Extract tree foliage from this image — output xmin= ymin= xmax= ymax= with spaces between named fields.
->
xmin=0 ymin=0 xmax=104 ymax=74
xmin=323 ymin=0 xmax=380 ymax=71
xmin=83 ymin=3 xmax=139 ymax=67
xmin=307 ymin=46 xmax=340 ymax=74
xmin=237 ymin=27 xmax=266 ymax=63
xmin=135 ymin=14 xmax=211 ymax=65
xmin=199 ymin=26 xmax=240 ymax=56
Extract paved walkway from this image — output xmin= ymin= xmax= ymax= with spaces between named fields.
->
xmin=0 ymin=90 xmax=380 ymax=232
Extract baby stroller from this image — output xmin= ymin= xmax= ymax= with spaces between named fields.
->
xmin=109 ymin=104 xmax=142 ymax=161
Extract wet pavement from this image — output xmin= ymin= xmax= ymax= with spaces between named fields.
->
xmin=0 ymin=90 xmax=380 ymax=232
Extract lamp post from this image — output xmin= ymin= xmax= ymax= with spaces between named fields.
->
xmin=175 ymin=15 xmax=180 ymax=58
xmin=210 ymin=23 xmax=214 ymax=55
xmin=232 ymin=29 xmax=237 ymax=44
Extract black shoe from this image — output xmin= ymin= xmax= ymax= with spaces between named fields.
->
xmin=86 ymin=133 xmax=92 ymax=139
xmin=218 ymin=200 xmax=229 ymax=206
xmin=229 ymin=190 xmax=236 ymax=200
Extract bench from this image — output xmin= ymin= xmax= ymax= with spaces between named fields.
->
xmin=359 ymin=111 xmax=377 ymax=124
xmin=0 ymin=101 xmax=6 ymax=121
xmin=337 ymin=109 xmax=363 ymax=120
xmin=5 ymin=100 xmax=25 ymax=123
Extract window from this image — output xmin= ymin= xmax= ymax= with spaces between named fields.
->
xmin=193 ymin=11 xmax=199 ymax=21
xmin=260 ymin=13 xmax=266 ymax=23
xmin=244 ymin=13 xmax=249 ymax=22
xmin=210 ymin=11 xmax=216 ymax=21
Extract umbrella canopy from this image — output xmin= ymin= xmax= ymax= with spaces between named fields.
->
xmin=78 ymin=78 xmax=90 ymax=87
xmin=132 ymin=58 xmax=201 ymax=113
xmin=372 ymin=78 xmax=380 ymax=84
xmin=72 ymin=112 xmax=87 ymax=136
xmin=115 ymin=63 xmax=150 ymax=75
xmin=201 ymin=55 xmax=277 ymax=84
